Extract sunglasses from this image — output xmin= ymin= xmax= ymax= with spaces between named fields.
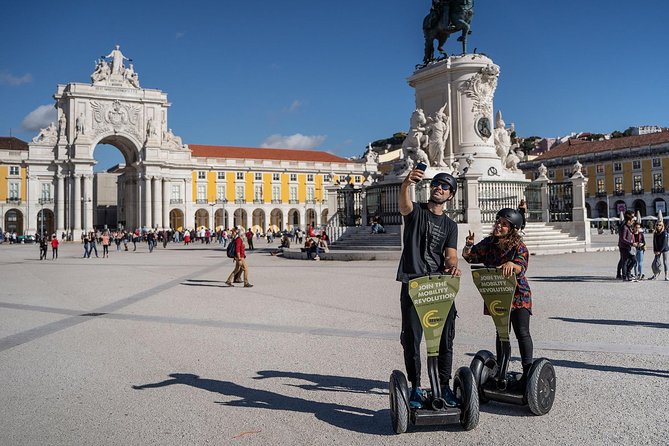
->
xmin=430 ymin=180 xmax=452 ymax=191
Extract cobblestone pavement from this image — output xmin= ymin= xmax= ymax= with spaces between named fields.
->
xmin=0 ymin=241 xmax=666 ymax=445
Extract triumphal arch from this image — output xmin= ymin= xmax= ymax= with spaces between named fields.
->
xmin=28 ymin=45 xmax=193 ymax=237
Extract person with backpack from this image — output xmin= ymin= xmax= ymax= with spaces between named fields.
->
xmin=225 ymin=228 xmax=253 ymax=288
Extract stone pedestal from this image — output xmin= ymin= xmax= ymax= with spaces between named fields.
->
xmin=408 ymin=54 xmax=524 ymax=180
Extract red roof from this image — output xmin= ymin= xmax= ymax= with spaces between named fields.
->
xmin=189 ymin=144 xmax=351 ymax=163
xmin=0 ymin=137 xmax=28 ymax=151
xmin=533 ymin=130 xmax=669 ymax=161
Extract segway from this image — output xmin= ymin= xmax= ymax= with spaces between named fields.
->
xmin=469 ymin=267 xmax=556 ymax=415
xmin=389 ymin=274 xmax=479 ymax=434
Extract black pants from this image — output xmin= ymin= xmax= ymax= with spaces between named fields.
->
xmin=496 ymin=307 xmax=533 ymax=366
xmin=400 ymin=283 xmax=456 ymax=388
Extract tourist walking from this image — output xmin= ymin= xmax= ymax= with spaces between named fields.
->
xmin=89 ymin=231 xmax=99 ymax=257
xmin=617 ymin=211 xmax=636 ymax=281
xmin=632 ymin=223 xmax=646 ymax=279
xmin=50 ymin=235 xmax=59 ymax=260
xmin=396 ymin=169 xmax=460 ymax=409
xmin=246 ymin=228 xmax=254 ymax=250
xmin=225 ymin=228 xmax=253 ymax=288
xmin=650 ymin=221 xmax=669 ymax=280
xmin=463 ymin=208 xmax=535 ymax=392
xmin=101 ymin=232 xmax=110 ymax=258
xmin=39 ymin=236 xmax=48 ymax=260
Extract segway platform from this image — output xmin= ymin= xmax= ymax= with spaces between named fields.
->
xmin=469 ymin=267 xmax=556 ymax=415
xmin=389 ymin=274 xmax=479 ymax=434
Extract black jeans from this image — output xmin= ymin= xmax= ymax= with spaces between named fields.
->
xmin=400 ymin=282 xmax=456 ymax=388
xmin=496 ymin=307 xmax=533 ymax=366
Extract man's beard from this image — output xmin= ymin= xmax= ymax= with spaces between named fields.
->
xmin=429 ymin=195 xmax=448 ymax=205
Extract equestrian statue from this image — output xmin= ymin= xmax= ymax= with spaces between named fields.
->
xmin=423 ymin=0 xmax=474 ymax=65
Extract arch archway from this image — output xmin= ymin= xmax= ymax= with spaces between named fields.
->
xmin=233 ymin=209 xmax=248 ymax=229
xmin=321 ymin=209 xmax=329 ymax=224
xmin=270 ymin=208 xmax=283 ymax=231
xmin=215 ymin=209 xmax=228 ymax=230
xmin=652 ymin=198 xmax=667 ymax=215
xmin=5 ymin=209 xmax=23 ymax=235
xmin=595 ymin=201 xmax=608 ymax=219
xmin=194 ymin=209 xmax=209 ymax=229
xmin=252 ymin=209 xmax=266 ymax=234
xmin=632 ymin=199 xmax=647 ymax=217
xmin=288 ymin=208 xmax=300 ymax=229
xmin=585 ymin=203 xmax=592 ymax=219
xmin=91 ymin=134 xmax=142 ymax=231
xmin=37 ymin=209 xmax=55 ymax=236
xmin=170 ymin=209 xmax=184 ymax=231
xmin=306 ymin=208 xmax=317 ymax=228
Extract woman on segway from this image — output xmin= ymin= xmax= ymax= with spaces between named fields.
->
xmin=462 ymin=208 xmax=534 ymax=390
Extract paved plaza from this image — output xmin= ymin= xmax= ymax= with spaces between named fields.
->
xmin=0 ymin=240 xmax=667 ymax=445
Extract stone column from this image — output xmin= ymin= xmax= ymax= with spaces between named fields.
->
xmin=83 ymin=174 xmax=93 ymax=231
xmin=56 ymin=174 xmax=65 ymax=233
xmin=532 ymin=176 xmax=550 ymax=223
xmin=162 ymin=178 xmax=170 ymax=230
xmin=144 ymin=175 xmax=153 ymax=229
xmin=73 ymin=174 xmax=82 ymax=231
xmin=282 ymin=209 xmax=288 ymax=231
xmin=153 ymin=176 xmax=162 ymax=229
xmin=463 ymin=172 xmax=482 ymax=236
xmin=570 ymin=174 xmax=591 ymax=244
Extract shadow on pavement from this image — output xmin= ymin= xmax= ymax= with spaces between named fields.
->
xmin=253 ymin=370 xmax=387 ymax=396
xmin=529 ymin=275 xmax=616 ymax=283
xmin=550 ymin=317 xmax=669 ymax=330
xmin=132 ymin=373 xmax=392 ymax=435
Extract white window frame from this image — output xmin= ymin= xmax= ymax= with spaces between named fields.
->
xmin=236 ymin=172 xmax=244 ymax=181
xmin=613 ymin=162 xmax=622 ymax=172
xmin=632 ymin=160 xmax=641 ymax=170
xmin=289 ymin=173 xmax=297 ymax=182
xmin=197 ymin=184 xmax=207 ymax=201
xmin=197 ymin=171 xmax=206 ymax=180
xmin=272 ymin=185 xmax=281 ymax=201
xmin=41 ymin=183 xmax=52 ymax=200
xmin=595 ymin=164 xmax=604 ymax=174
xmin=9 ymin=166 xmax=19 ymax=176
xmin=217 ymin=171 xmax=226 ymax=180
xmin=307 ymin=174 xmax=314 ymax=182
xmin=9 ymin=182 xmax=20 ymax=199
xmin=652 ymin=158 xmax=662 ymax=168
xmin=289 ymin=186 xmax=298 ymax=201
xmin=171 ymin=184 xmax=181 ymax=200
xmin=216 ymin=185 xmax=226 ymax=201
xmin=323 ymin=174 xmax=331 ymax=183
xmin=306 ymin=186 xmax=315 ymax=201
xmin=354 ymin=175 xmax=361 ymax=183
xmin=236 ymin=185 xmax=245 ymax=200
xmin=254 ymin=172 xmax=263 ymax=181
xmin=596 ymin=178 xmax=605 ymax=193
xmin=272 ymin=173 xmax=280 ymax=181
xmin=254 ymin=185 xmax=263 ymax=201
xmin=614 ymin=176 xmax=623 ymax=191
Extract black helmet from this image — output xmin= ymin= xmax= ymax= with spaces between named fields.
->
xmin=496 ymin=208 xmax=523 ymax=230
xmin=430 ymin=172 xmax=457 ymax=194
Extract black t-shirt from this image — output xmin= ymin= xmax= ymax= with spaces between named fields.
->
xmin=396 ymin=202 xmax=458 ymax=283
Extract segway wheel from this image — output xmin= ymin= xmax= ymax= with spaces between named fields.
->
xmin=389 ymin=370 xmax=410 ymax=434
xmin=526 ymin=359 xmax=556 ymax=416
xmin=469 ymin=350 xmax=496 ymax=404
xmin=453 ymin=366 xmax=479 ymax=431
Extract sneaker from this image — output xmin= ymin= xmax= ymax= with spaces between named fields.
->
xmin=409 ymin=387 xmax=426 ymax=409
xmin=640 ymin=274 xmax=645 ymax=280
xmin=244 ymin=283 xmax=253 ymax=288
xmin=665 ymin=276 xmax=669 ymax=281
xmin=224 ymin=281 xmax=234 ymax=287
xmin=441 ymin=386 xmax=459 ymax=407
xmin=314 ymin=256 xmax=320 ymax=261
xmin=648 ymin=275 xmax=656 ymax=280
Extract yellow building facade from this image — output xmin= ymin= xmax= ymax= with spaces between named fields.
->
xmin=521 ymin=131 xmax=669 ymax=218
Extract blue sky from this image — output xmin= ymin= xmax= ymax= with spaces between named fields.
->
xmin=2 ymin=1 xmax=668 ymax=171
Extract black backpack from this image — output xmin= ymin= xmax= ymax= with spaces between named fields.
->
xmin=226 ymin=239 xmax=237 ymax=258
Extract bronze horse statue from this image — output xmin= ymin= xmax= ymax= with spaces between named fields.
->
xmin=423 ymin=0 xmax=474 ymax=65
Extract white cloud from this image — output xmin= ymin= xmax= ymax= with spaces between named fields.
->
xmin=285 ymin=100 xmax=301 ymax=113
xmin=261 ymin=133 xmax=326 ymax=150
xmin=0 ymin=70 xmax=33 ymax=86
xmin=21 ymin=104 xmax=56 ymax=132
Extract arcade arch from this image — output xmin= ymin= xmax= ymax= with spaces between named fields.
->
xmin=170 ymin=209 xmax=184 ymax=231
xmin=36 ymin=209 xmax=55 ymax=236
xmin=270 ymin=208 xmax=283 ymax=231
xmin=5 ymin=209 xmax=23 ymax=235
xmin=306 ymin=209 xmax=317 ymax=228
xmin=215 ymin=209 xmax=228 ymax=230
xmin=287 ymin=208 xmax=300 ymax=229
xmin=321 ymin=209 xmax=329 ymax=224
xmin=252 ymin=209 xmax=266 ymax=233
xmin=194 ymin=209 xmax=209 ymax=229
xmin=233 ymin=209 xmax=248 ymax=229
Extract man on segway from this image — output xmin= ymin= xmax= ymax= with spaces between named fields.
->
xmin=397 ymin=167 xmax=461 ymax=409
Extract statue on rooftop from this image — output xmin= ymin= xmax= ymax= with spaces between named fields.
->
xmin=423 ymin=0 xmax=474 ymax=65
